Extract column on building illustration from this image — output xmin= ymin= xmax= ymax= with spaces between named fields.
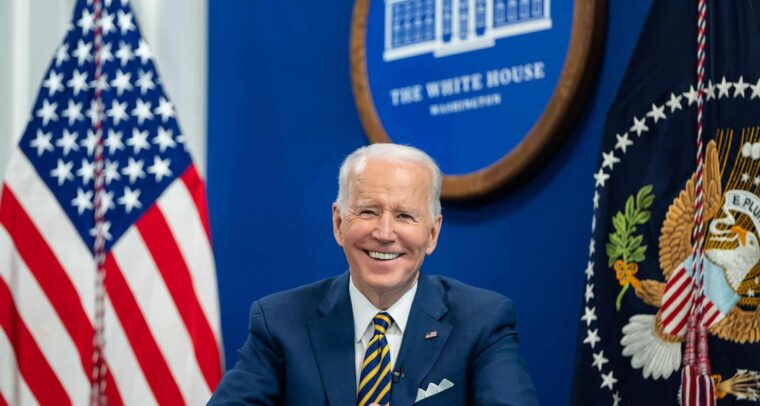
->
xmin=467 ymin=0 xmax=476 ymax=39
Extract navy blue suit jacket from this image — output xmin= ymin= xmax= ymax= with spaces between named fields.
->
xmin=208 ymin=273 xmax=538 ymax=405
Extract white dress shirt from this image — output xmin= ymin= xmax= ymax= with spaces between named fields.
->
xmin=349 ymin=275 xmax=418 ymax=389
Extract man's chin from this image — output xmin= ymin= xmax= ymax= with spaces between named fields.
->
xmin=361 ymin=273 xmax=417 ymax=294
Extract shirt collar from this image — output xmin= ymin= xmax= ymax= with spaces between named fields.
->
xmin=349 ymin=275 xmax=418 ymax=343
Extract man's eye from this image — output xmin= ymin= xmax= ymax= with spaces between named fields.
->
xmin=360 ymin=210 xmax=376 ymax=216
xmin=398 ymin=213 xmax=414 ymax=220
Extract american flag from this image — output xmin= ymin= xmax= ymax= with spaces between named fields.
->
xmin=0 ymin=0 xmax=223 ymax=404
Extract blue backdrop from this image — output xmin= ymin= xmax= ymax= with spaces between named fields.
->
xmin=207 ymin=1 xmax=653 ymax=404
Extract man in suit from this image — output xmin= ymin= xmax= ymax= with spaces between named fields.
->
xmin=208 ymin=144 xmax=538 ymax=405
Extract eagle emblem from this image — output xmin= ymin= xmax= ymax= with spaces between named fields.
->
xmin=620 ymin=134 xmax=760 ymax=400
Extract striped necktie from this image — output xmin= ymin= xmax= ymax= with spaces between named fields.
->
xmin=357 ymin=312 xmax=394 ymax=406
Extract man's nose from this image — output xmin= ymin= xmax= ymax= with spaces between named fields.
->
xmin=372 ymin=212 xmax=396 ymax=241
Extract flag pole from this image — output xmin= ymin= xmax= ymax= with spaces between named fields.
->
xmin=90 ymin=0 xmax=109 ymax=404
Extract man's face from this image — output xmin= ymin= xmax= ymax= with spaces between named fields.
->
xmin=333 ymin=158 xmax=442 ymax=302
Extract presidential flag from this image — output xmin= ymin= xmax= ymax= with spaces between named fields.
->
xmin=573 ymin=0 xmax=760 ymax=404
xmin=0 ymin=0 xmax=222 ymax=404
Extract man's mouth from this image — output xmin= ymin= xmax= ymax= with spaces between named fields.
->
xmin=365 ymin=250 xmax=402 ymax=261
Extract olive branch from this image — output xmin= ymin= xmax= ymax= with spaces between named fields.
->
xmin=606 ymin=184 xmax=654 ymax=311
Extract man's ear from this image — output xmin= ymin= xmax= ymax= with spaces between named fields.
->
xmin=332 ymin=204 xmax=344 ymax=247
xmin=425 ymin=214 xmax=443 ymax=255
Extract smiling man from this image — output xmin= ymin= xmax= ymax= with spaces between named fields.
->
xmin=209 ymin=144 xmax=538 ymax=406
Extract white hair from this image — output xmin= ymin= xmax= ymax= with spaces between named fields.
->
xmin=335 ymin=143 xmax=442 ymax=218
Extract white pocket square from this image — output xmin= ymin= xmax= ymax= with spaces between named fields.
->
xmin=414 ymin=378 xmax=454 ymax=402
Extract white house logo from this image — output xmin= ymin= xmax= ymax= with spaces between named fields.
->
xmin=351 ymin=0 xmax=603 ymax=199
xmin=383 ymin=0 xmax=552 ymax=61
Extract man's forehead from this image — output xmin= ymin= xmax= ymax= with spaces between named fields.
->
xmin=352 ymin=158 xmax=431 ymax=183
xmin=350 ymin=167 xmax=431 ymax=196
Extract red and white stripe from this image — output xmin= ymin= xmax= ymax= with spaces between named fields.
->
xmin=661 ymin=266 xmax=694 ymax=336
xmin=0 ymin=149 xmax=222 ymax=405
xmin=0 ymin=325 xmax=38 ymax=406
xmin=660 ymin=265 xmax=725 ymax=337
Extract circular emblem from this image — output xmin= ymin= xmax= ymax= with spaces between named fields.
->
xmin=350 ymin=0 xmax=605 ymax=198
xmin=582 ymin=75 xmax=760 ymax=403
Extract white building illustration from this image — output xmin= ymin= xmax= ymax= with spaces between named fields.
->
xmin=383 ymin=0 xmax=551 ymax=61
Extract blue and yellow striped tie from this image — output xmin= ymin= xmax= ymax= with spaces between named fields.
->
xmin=357 ymin=312 xmax=394 ymax=406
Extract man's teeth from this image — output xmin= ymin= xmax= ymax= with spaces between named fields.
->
xmin=367 ymin=251 xmax=401 ymax=260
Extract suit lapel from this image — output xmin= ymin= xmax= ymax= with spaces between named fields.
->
xmin=308 ymin=274 xmax=357 ymax=406
xmin=391 ymin=274 xmax=452 ymax=405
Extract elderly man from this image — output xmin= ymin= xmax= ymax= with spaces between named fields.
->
xmin=208 ymin=144 xmax=537 ymax=405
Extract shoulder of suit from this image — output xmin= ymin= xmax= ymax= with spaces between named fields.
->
xmin=424 ymin=274 xmax=512 ymax=307
xmin=256 ymin=274 xmax=342 ymax=308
